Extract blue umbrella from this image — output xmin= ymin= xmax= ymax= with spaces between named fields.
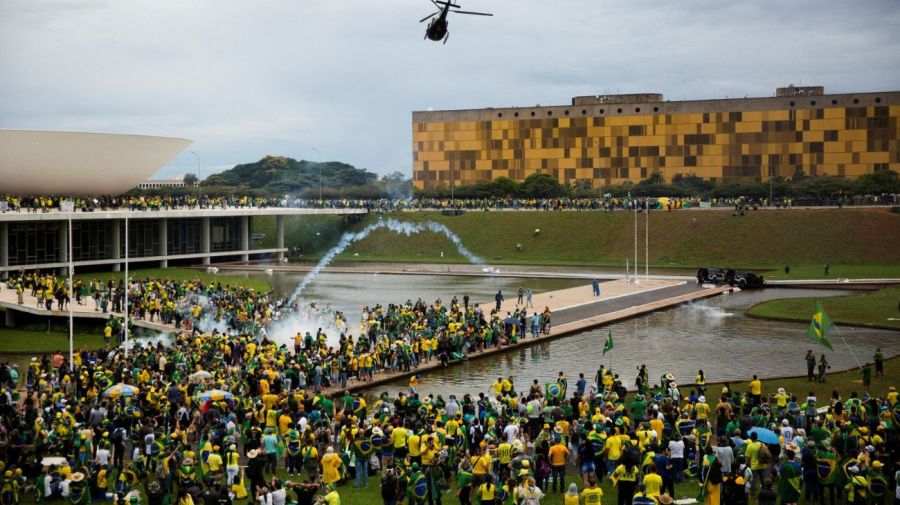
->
xmin=748 ymin=427 xmax=779 ymax=445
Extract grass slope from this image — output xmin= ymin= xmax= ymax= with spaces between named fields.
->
xmin=0 ymin=328 xmax=105 ymax=353
xmin=258 ymin=209 xmax=900 ymax=274
xmin=747 ymin=285 xmax=900 ymax=330
xmin=74 ymin=268 xmax=271 ymax=292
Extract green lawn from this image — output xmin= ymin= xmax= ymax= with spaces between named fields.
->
xmin=257 ymin=209 xmax=900 ymax=275
xmin=747 ymin=285 xmax=900 ymax=329
xmin=763 ymin=263 xmax=900 ymax=280
xmin=705 ymin=355 xmax=898 ymax=402
xmin=74 ymin=268 xmax=272 ymax=292
xmin=0 ymin=328 xmax=105 ymax=353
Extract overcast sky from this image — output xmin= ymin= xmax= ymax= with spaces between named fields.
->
xmin=2 ymin=0 xmax=899 ymax=180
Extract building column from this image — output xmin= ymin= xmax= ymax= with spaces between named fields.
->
xmin=0 ymin=222 xmax=8 ymax=280
xmin=159 ymin=218 xmax=168 ymax=268
xmin=276 ymin=215 xmax=285 ymax=260
xmin=239 ymin=216 xmax=250 ymax=262
xmin=58 ymin=221 xmax=68 ymax=276
xmin=201 ymin=217 xmax=211 ymax=266
xmin=111 ymin=220 xmax=121 ymax=272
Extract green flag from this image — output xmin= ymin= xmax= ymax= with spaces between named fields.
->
xmin=602 ymin=330 xmax=614 ymax=356
xmin=806 ymin=301 xmax=833 ymax=350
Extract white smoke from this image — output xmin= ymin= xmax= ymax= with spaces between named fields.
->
xmin=288 ymin=218 xmax=485 ymax=302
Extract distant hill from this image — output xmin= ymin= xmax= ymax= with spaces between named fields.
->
xmin=203 ymin=156 xmax=378 ymax=195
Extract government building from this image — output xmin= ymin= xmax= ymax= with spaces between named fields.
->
xmin=411 ymin=86 xmax=900 ymax=190
xmin=0 ymin=130 xmax=364 ymax=277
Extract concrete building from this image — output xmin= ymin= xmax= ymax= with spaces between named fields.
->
xmin=0 ymin=208 xmax=364 ymax=277
xmin=137 ymin=176 xmax=194 ymax=189
xmin=412 ymin=86 xmax=900 ymax=190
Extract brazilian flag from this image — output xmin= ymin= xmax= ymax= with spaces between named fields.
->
xmin=545 ymin=382 xmax=563 ymax=401
xmin=602 ymin=330 xmax=614 ymax=356
xmin=411 ymin=472 xmax=429 ymax=500
xmin=354 ymin=436 xmax=374 ymax=457
xmin=806 ymin=301 xmax=834 ymax=350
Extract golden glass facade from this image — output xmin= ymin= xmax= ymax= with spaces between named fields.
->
xmin=412 ymin=91 xmax=900 ymax=189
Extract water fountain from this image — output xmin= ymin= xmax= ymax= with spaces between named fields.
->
xmin=270 ymin=218 xmax=487 ymax=348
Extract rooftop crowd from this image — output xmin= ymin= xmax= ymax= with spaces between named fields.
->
xmin=2 ymin=194 xmax=897 ymax=214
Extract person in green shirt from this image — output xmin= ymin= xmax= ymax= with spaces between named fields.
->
xmin=777 ymin=450 xmax=801 ymax=505
xmin=873 ymin=346 xmax=886 ymax=377
xmin=862 ymin=363 xmax=872 ymax=392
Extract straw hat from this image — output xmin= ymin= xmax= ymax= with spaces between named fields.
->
xmin=777 ymin=387 xmax=786 ymax=395
xmin=183 ymin=458 xmax=194 ymax=466
xmin=664 ymin=373 xmax=675 ymax=382
xmin=70 ymin=472 xmax=85 ymax=483
xmin=658 ymin=493 xmax=673 ymax=505
xmin=247 ymin=449 xmax=260 ymax=459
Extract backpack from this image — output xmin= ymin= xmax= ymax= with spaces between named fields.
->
xmin=758 ymin=444 xmax=772 ymax=464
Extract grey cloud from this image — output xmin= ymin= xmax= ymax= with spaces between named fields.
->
xmin=1 ymin=0 xmax=899 ymax=179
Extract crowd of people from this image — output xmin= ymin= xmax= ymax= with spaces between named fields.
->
xmin=0 ymin=195 xmax=279 ymax=213
xmin=0 ymin=274 xmax=896 ymax=505
xmin=4 ymin=194 xmax=897 ymax=215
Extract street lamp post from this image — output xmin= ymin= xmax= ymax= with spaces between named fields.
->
xmin=312 ymin=148 xmax=323 ymax=201
xmin=191 ymin=151 xmax=202 ymax=205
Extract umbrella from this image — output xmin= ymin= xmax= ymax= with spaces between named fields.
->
xmin=748 ymin=427 xmax=780 ymax=445
xmin=103 ymin=383 xmax=139 ymax=399
xmin=189 ymin=370 xmax=213 ymax=382
xmin=197 ymin=389 xmax=234 ymax=402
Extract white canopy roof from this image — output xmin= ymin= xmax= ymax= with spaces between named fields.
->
xmin=0 ymin=130 xmax=191 ymax=195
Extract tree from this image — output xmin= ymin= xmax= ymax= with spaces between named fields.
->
xmin=183 ymin=173 xmax=199 ymax=186
xmin=381 ymin=171 xmax=412 ymax=198
xmin=854 ymin=169 xmax=900 ymax=195
xmin=519 ymin=173 xmax=568 ymax=198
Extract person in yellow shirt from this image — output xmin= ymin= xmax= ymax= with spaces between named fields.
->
xmin=323 ymin=483 xmax=340 ymax=505
xmin=581 ymin=476 xmax=603 ymax=505
xmin=749 ymin=375 xmax=762 ymax=406
xmin=602 ymin=428 xmax=624 ymax=476
xmin=321 ymin=447 xmax=342 ymax=485
xmin=206 ymin=449 xmax=224 ymax=479
xmin=408 ymin=430 xmax=422 ymax=466
xmin=642 ymin=464 xmax=662 ymax=498
xmin=548 ymin=439 xmax=570 ymax=492
xmin=391 ymin=424 xmax=409 ymax=460
xmin=472 ymin=447 xmax=493 ymax=484
xmin=478 ymin=480 xmax=497 ymax=505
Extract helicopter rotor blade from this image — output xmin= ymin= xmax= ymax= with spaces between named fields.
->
xmin=451 ymin=10 xmax=493 ymax=16
xmin=419 ymin=11 xmax=438 ymax=22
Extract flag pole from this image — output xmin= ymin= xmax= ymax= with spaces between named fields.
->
xmin=124 ymin=215 xmax=129 ymax=358
xmin=68 ymin=215 xmax=74 ymax=372
xmin=832 ymin=323 xmax=862 ymax=370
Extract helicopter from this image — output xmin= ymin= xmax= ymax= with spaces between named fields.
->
xmin=420 ymin=0 xmax=492 ymax=44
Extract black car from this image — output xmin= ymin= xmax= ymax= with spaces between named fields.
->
xmin=726 ymin=269 xmax=765 ymax=289
xmin=697 ymin=267 xmax=727 ymax=284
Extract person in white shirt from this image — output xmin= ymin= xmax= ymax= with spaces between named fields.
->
xmin=503 ymin=422 xmax=520 ymax=444
xmin=261 ymin=478 xmax=287 ymax=505
xmin=94 ymin=446 xmax=111 ymax=466
xmin=779 ymin=419 xmax=794 ymax=446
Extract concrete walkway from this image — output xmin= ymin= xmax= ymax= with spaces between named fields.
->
xmin=491 ymin=278 xmax=684 ymax=316
xmin=0 ymin=288 xmax=172 ymax=333
xmin=318 ymin=282 xmax=731 ymax=396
